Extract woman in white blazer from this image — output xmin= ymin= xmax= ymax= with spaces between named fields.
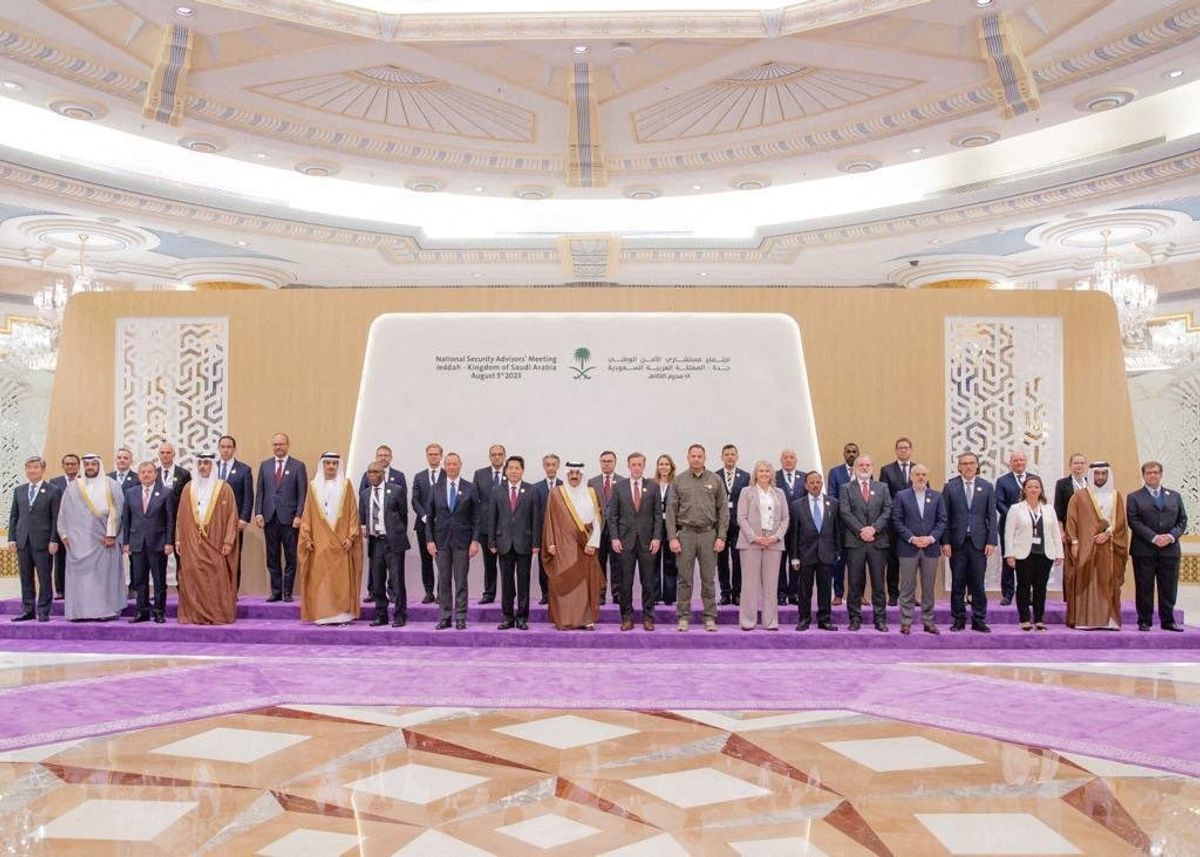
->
xmin=736 ymin=461 xmax=790 ymax=631
xmin=1003 ymin=475 xmax=1063 ymax=630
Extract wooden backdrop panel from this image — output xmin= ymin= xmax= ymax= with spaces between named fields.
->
xmin=45 ymin=288 xmax=1136 ymax=596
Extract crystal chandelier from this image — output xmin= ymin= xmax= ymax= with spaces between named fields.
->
xmin=17 ymin=234 xmax=108 ymax=371
xmin=1075 ymin=228 xmax=1158 ymax=348
xmin=1148 ymin=316 xmax=1200 ymax=368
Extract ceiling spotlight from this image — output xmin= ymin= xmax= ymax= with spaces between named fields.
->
xmin=236 ymin=240 xmax=249 ymax=247
xmin=973 ymin=0 xmax=994 ymax=7
xmin=698 ymin=272 xmax=709 ymax=278
xmin=908 ymin=146 xmax=925 ymax=155
xmin=1 ymin=80 xmax=21 ymax=91
xmin=473 ymin=185 xmax=485 ymax=192
xmin=174 ymin=5 xmax=195 ymax=16
xmin=1164 ymin=69 xmax=1184 ymax=80
xmin=929 ymin=238 xmax=942 ymax=245
xmin=572 ymin=45 xmax=589 ymax=54
xmin=691 ymin=184 xmax=702 ymax=190
xmin=471 ymin=272 xmax=484 ymax=278
xmin=252 ymin=152 xmax=268 ymax=159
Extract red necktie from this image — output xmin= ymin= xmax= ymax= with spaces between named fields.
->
xmin=509 ymin=486 xmax=518 ymax=512
xmin=603 ymin=476 xmax=611 ymax=502
xmin=861 ymin=481 xmax=870 ymax=502
xmin=275 ymin=460 xmax=283 ymax=486
xmin=633 ymin=480 xmax=641 ymax=511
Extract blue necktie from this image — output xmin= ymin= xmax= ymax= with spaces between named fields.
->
xmin=812 ymin=497 xmax=822 ymax=530
xmin=1155 ymin=490 xmax=1164 ymax=511
xmin=28 ymin=484 xmax=36 ymax=505
xmin=449 ymin=481 xmax=458 ymax=513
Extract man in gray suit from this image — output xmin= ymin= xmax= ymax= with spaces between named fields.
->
xmin=7 ymin=456 xmax=60 ymax=622
xmin=588 ymin=450 xmax=625 ymax=604
xmin=608 ymin=452 xmax=663 ymax=631
xmin=839 ymin=453 xmax=892 ymax=632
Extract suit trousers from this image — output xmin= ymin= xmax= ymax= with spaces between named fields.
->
xmin=797 ymin=561 xmax=833 ymax=625
xmin=481 ymin=546 xmax=498 ymax=601
xmin=597 ymin=531 xmax=617 ymax=600
xmin=17 ymin=543 xmax=53 ymax=618
xmin=436 ymin=544 xmax=471 ymax=622
xmin=130 ymin=547 xmax=168 ymax=617
xmin=263 ymin=517 xmax=299 ymax=597
xmin=415 ymin=528 xmax=435 ymax=596
xmin=831 ymin=552 xmax=846 ymax=598
xmin=776 ymin=549 xmax=798 ymax=602
xmin=949 ymin=543 xmax=988 ymax=625
xmin=369 ymin=536 xmax=406 ymax=619
xmin=737 ymin=547 xmax=780 ymax=629
xmin=717 ymin=531 xmax=742 ymax=598
xmin=1132 ymin=554 xmax=1180 ymax=628
xmin=844 ymin=546 xmax=887 ymax=624
xmin=898 ymin=553 xmax=938 ymax=627
xmin=885 ymin=543 xmax=901 ymax=601
xmin=617 ymin=543 xmax=658 ymax=619
xmin=52 ymin=539 xmax=66 ymax=597
xmin=657 ymin=543 xmax=677 ymax=605
xmin=1000 ymin=555 xmax=1016 ymax=602
xmin=499 ymin=550 xmax=532 ymax=621
xmin=537 ymin=554 xmax=549 ymax=599
xmin=676 ymin=529 xmax=718 ymax=621
xmin=1014 ymin=553 xmax=1052 ymax=624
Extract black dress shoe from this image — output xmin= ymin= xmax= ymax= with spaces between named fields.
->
xmin=732 ymin=596 xmax=740 ymax=606
xmin=498 ymin=619 xmax=515 ymax=630
xmin=421 ymin=593 xmax=435 ymax=604
xmin=924 ymin=625 xmax=940 ymax=635
xmin=370 ymin=616 xmax=388 ymax=627
xmin=391 ymin=616 xmax=407 ymax=628
xmin=37 ymin=615 xmax=49 ymax=623
xmin=455 ymin=620 xmax=466 ymax=630
xmin=950 ymin=621 xmax=966 ymax=632
xmin=874 ymin=621 xmax=888 ymax=632
xmin=266 ymin=594 xmax=282 ymax=603
xmin=1138 ymin=623 xmax=1151 ymax=631
xmin=818 ymin=622 xmax=837 ymax=631
xmin=777 ymin=595 xmax=787 ymax=606
xmin=154 ymin=615 xmax=165 ymax=624
xmin=1163 ymin=624 xmax=1185 ymax=632
xmin=516 ymin=618 xmax=529 ymax=630
xmin=11 ymin=612 xmax=35 ymax=622
xmin=538 ymin=596 xmax=549 ymax=605
xmin=971 ymin=621 xmax=991 ymax=633
xmin=129 ymin=614 xmax=151 ymax=624
xmin=848 ymin=620 xmax=861 ymax=631
xmin=796 ymin=619 xmax=810 ymax=631
xmin=1000 ymin=597 xmax=1013 ymax=606
xmin=888 ymin=597 xmax=898 ymax=607
xmin=719 ymin=594 xmax=732 ymax=606
xmin=362 ymin=595 xmax=374 ymax=604
xmin=54 ymin=594 xmax=64 ymax=601
xmin=282 ymin=594 xmax=294 ymax=603
xmin=900 ymin=625 xmax=911 ymax=635
xmin=479 ymin=596 xmax=495 ymax=605
xmin=435 ymin=619 xmax=452 ymax=630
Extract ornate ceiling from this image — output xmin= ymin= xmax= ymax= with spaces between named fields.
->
xmin=0 ymin=0 xmax=1197 ymax=288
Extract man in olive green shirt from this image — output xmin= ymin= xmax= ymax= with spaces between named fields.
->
xmin=666 ymin=444 xmax=730 ymax=631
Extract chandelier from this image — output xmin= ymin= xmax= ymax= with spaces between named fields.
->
xmin=16 ymin=234 xmax=108 ymax=371
xmin=1075 ymin=229 xmax=1158 ymax=347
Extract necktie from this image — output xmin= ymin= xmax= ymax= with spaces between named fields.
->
xmin=449 ymin=481 xmax=458 ymax=513
xmin=964 ymin=481 xmax=973 ymax=506
xmin=372 ymin=488 xmax=382 ymax=534
xmin=726 ymin=471 xmax=734 ymax=491
xmin=860 ymin=481 xmax=870 ymax=503
xmin=786 ymin=472 xmax=793 ymax=490
xmin=902 ymin=463 xmax=909 ymax=483
xmin=633 ymin=480 xmax=642 ymax=511
xmin=28 ymin=484 xmax=36 ymax=505
xmin=1155 ymin=490 xmax=1164 ymax=511
xmin=603 ymin=476 xmax=611 ymax=502
xmin=219 ymin=461 xmax=227 ymax=480
xmin=162 ymin=468 xmax=170 ymax=487
xmin=142 ymin=488 xmax=150 ymax=514
xmin=275 ymin=460 xmax=283 ymax=486
xmin=431 ymin=470 xmax=437 ymax=486
xmin=812 ymin=497 xmax=822 ymax=530
xmin=493 ymin=471 xmax=500 ymax=487
xmin=510 ymin=485 xmax=518 ymax=512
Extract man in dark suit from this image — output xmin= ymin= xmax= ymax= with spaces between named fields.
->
xmin=156 ymin=442 xmax=191 ymax=579
xmin=826 ymin=441 xmax=860 ymax=604
xmin=7 ymin=455 xmax=60 ymax=622
xmin=775 ymin=448 xmax=807 ymax=605
xmin=790 ymin=470 xmax=838 ymax=631
xmin=716 ymin=444 xmax=750 ymax=605
xmin=253 ymin=432 xmax=308 ymax=602
xmin=216 ymin=434 xmax=254 ymax=591
xmin=357 ymin=444 xmax=408 ymax=603
xmin=488 ymin=455 xmax=541 ymax=630
xmin=410 ymin=442 xmax=444 ymax=604
xmin=472 ymin=443 xmax=507 ymax=604
xmin=1127 ymin=461 xmax=1188 ymax=632
xmin=108 ymin=447 xmax=136 ymax=490
xmin=1054 ymin=452 xmax=1089 ymax=583
xmin=534 ymin=454 xmax=562 ymax=604
xmin=994 ymin=449 xmax=1037 ymax=606
xmin=588 ymin=450 xmax=625 ymax=604
xmin=360 ymin=460 xmax=410 ymax=627
xmin=120 ymin=461 xmax=175 ymax=624
xmin=608 ymin=452 xmax=663 ymax=631
xmin=427 ymin=452 xmax=481 ymax=630
xmin=878 ymin=437 xmax=914 ymax=607
xmin=839 ymin=453 xmax=892 ymax=632
xmin=48 ymin=452 xmax=79 ymax=599
xmin=891 ymin=463 xmax=947 ymax=635
xmin=942 ymin=451 xmax=997 ymax=633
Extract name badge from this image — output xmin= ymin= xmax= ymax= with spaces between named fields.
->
xmin=727 ymin=501 xmax=733 ymax=509
xmin=1031 ymin=537 xmax=1042 ymax=545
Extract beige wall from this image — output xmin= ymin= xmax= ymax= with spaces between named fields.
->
xmin=45 ymin=287 xmax=1137 ymax=595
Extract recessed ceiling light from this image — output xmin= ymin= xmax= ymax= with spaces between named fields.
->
xmin=174 ymin=5 xmax=194 ymax=16
xmin=908 ymin=146 xmax=924 ymax=155
xmin=471 ymin=272 xmax=484 ymax=278
xmin=1164 ymin=69 xmax=1184 ymax=80
xmin=697 ymin=272 xmax=709 ymax=278
xmin=929 ymin=238 xmax=942 ymax=244
xmin=1 ymin=80 xmax=22 ymax=91
xmin=691 ymin=184 xmax=702 ymax=190
xmin=252 ymin=152 xmax=268 ymax=159
xmin=473 ymin=185 xmax=485 ymax=192
xmin=573 ymin=45 xmax=589 ymax=54
xmin=236 ymin=240 xmax=249 ymax=246
xmin=973 ymin=0 xmax=994 ymax=7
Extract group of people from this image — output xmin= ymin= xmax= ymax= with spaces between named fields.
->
xmin=6 ymin=435 xmax=1188 ymax=636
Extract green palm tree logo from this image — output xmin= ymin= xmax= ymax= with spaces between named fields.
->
xmin=571 ymin=347 xmax=594 ymax=379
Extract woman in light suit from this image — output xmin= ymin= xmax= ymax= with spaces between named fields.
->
xmin=1003 ymin=475 xmax=1063 ymax=631
xmin=736 ymin=460 xmax=790 ymax=631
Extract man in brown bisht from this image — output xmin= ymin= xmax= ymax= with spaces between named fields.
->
xmin=299 ymin=452 xmax=362 ymax=625
xmin=1066 ymin=461 xmax=1129 ymax=630
xmin=541 ymin=460 xmax=604 ymax=630
xmin=175 ymin=453 xmax=238 ymax=625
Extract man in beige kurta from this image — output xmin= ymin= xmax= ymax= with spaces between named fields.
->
xmin=175 ymin=453 xmax=239 ymax=625
xmin=1066 ymin=461 xmax=1129 ymax=629
xmin=299 ymin=453 xmax=361 ymax=625
xmin=541 ymin=460 xmax=604 ymax=630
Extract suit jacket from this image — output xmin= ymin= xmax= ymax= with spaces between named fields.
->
xmin=790 ymin=492 xmax=839 ymax=565
xmin=606 ymin=477 xmax=662 ymax=550
xmin=254 ymin=457 xmax=308 ymax=523
xmin=1127 ymin=486 xmax=1188 ymax=558
xmin=891 ymin=487 xmax=947 ymax=558
xmin=7 ymin=481 xmax=60 ymax=550
xmin=411 ymin=467 xmax=444 ymax=534
xmin=359 ymin=482 xmax=410 ymax=553
xmin=588 ymin=473 xmax=626 ymax=517
xmin=942 ymin=476 xmax=998 ymax=550
xmin=359 ymin=467 xmax=407 ymax=494
xmin=1003 ymin=501 xmax=1063 ymax=561
xmin=157 ymin=464 xmax=191 ymax=511
xmin=217 ymin=458 xmax=254 ymax=522
xmin=108 ymin=469 xmax=136 ymax=492
xmin=473 ymin=466 xmax=507 ymax=546
xmin=995 ymin=471 xmax=1039 ymax=546
xmin=488 ymin=481 xmax=542 ymax=555
xmin=735 ymin=485 xmax=789 ymax=551
xmin=718 ymin=468 xmax=751 ymax=537
xmin=825 ymin=464 xmax=856 ymax=507
xmin=427 ymin=477 xmax=481 ymax=549
xmin=839 ymin=478 xmax=892 ymax=550
xmin=879 ymin=461 xmax=914 ymax=502
xmin=1054 ymin=475 xmax=1086 ymax=525
xmin=120 ymin=483 xmax=175 ymax=552
xmin=774 ymin=469 xmax=807 ymax=507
